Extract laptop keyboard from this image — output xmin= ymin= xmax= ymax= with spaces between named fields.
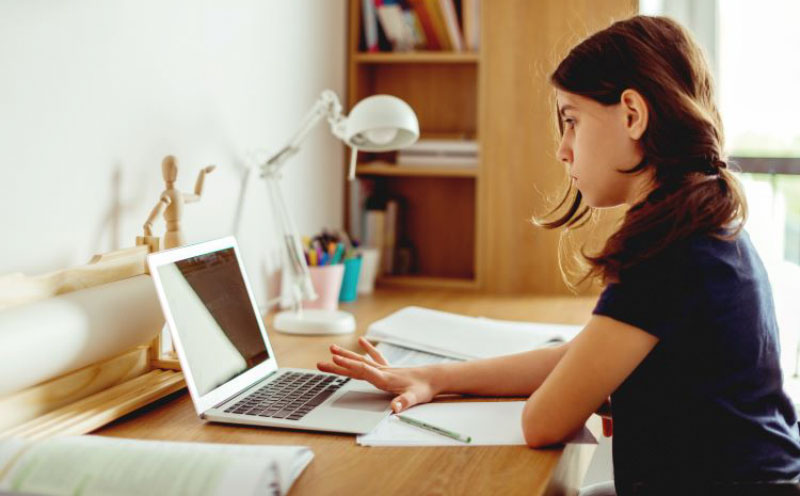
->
xmin=224 ymin=372 xmax=351 ymax=421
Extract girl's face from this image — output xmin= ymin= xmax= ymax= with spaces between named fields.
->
xmin=555 ymin=89 xmax=651 ymax=208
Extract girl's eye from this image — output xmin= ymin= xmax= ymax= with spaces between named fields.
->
xmin=563 ymin=118 xmax=576 ymax=128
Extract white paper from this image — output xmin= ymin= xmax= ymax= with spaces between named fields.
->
xmin=0 ymin=436 xmax=313 ymax=496
xmin=357 ymin=401 xmax=596 ymax=447
xmin=366 ymin=306 xmax=583 ymax=361
xmin=0 ymin=275 xmax=164 ymax=396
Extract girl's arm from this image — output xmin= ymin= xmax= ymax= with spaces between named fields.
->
xmin=429 ymin=341 xmax=571 ymax=397
xmin=521 ymin=315 xmax=657 ymax=447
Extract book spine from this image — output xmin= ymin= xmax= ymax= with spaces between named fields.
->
xmin=396 ymin=155 xmax=478 ymax=167
xmin=407 ymin=9 xmax=428 ymax=49
xmin=362 ymin=0 xmax=380 ymax=52
xmin=409 ymin=0 xmax=441 ymax=50
xmin=423 ymin=0 xmax=452 ymax=51
xmin=462 ymin=0 xmax=479 ymax=51
xmin=348 ymin=179 xmax=362 ymax=242
xmin=364 ymin=210 xmax=386 ymax=274
xmin=383 ymin=199 xmax=399 ymax=274
xmin=438 ymin=0 xmax=464 ymax=51
xmin=375 ymin=0 xmax=414 ymax=51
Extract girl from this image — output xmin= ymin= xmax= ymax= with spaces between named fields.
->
xmin=318 ymin=15 xmax=800 ymax=494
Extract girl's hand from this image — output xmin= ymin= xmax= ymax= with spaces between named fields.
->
xmin=316 ymin=337 xmax=438 ymax=413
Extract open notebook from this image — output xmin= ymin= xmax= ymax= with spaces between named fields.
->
xmin=366 ymin=306 xmax=583 ymax=363
xmin=0 ymin=436 xmax=313 ymax=496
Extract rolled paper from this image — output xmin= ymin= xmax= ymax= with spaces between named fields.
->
xmin=0 ymin=275 xmax=163 ymax=396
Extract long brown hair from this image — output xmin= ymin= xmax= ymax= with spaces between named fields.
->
xmin=539 ymin=15 xmax=747 ymax=286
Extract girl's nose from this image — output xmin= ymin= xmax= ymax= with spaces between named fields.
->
xmin=556 ymin=139 xmax=572 ymax=165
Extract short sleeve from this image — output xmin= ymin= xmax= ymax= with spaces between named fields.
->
xmin=592 ymin=253 xmax=694 ymax=341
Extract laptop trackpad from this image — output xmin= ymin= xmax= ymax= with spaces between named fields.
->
xmin=330 ymin=391 xmax=392 ymax=412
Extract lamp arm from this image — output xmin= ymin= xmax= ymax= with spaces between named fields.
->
xmin=262 ymin=90 xmax=347 ymax=174
xmin=264 ymin=175 xmax=317 ymax=306
xmin=254 ymin=89 xmax=349 ymax=309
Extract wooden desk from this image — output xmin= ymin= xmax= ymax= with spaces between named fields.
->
xmin=97 ymin=288 xmax=599 ymax=495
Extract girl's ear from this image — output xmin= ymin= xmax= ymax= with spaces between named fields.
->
xmin=620 ymin=89 xmax=649 ymax=140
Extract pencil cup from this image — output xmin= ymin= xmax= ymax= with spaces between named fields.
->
xmin=339 ymin=257 xmax=362 ymax=303
xmin=303 ymin=264 xmax=345 ymax=311
xmin=356 ymin=248 xmax=381 ymax=295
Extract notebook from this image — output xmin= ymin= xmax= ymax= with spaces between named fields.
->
xmin=365 ymin=306 xmax=583 ymax=361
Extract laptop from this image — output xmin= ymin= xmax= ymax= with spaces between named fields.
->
xmin=147 ymin=236 xmax=393 ymax=434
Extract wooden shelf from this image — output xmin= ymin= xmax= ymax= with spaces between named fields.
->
xmin=357 ymin=162 xmax=478 ymax=178
xmin=354 ymin=51 xmax=479 ymax=64
xmin=347 ymin=0 xmax=480 ymax=290
xmin=376 ymin=275 xmax=479 ymax=290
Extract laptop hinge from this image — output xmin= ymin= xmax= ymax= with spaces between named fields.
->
xmin=209 ymin=370 xmax=279 ymax=411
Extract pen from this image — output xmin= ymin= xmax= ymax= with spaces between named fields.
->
xmin=395 ymin=414 xmax=472 ymax=444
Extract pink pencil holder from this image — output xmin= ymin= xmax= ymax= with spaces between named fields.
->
xmin=303 ymin=264 xmax=345 ymax=311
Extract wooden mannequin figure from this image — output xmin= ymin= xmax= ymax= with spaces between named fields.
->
xmin=143 ymin=155 xmax=216 ymax=250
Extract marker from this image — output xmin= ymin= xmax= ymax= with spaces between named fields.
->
xmin=331 ymin=243 xmax=345 ymax=264
xmin=395 ymin=414 xmax=471 ymax=444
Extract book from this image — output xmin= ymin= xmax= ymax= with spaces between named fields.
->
xmin=364 ymin=210 xmax=386 ymax=253
xmin=422 ymin=0 xmax=452 ymax=50
xmin=348 ymin=178 xmax=374 ymax=243
xmin=365 ymin=306 xmax=583 ymax=361
xmin=362 ymin=0 xmax=379 ymax=52
xmin=408 ymin=0 xmax=441 ymax=49
xmin=405 ymin=7 xmax=428 ymax=49
xmin=438 ymin=0 xmax=464 ymax=51
xmin=397 ymin=138 xmax=479 ymax=166
xmin=0 ymin=435 xmax=313 ymax=496
xmin=400 ymin=138 xmax=479 ymax=153
xmin=462 ymin=0 xmax=480 ymax=51
xmin=395 ymin=155 xmax=479 ymax=167
xmin=375 ymin=0 xmax=414 ymax=51
xmin=383 ymin=198 xmax=399 ymax=274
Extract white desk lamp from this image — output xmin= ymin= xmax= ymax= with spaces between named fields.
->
xmin=243 ymin=90 xmax=419 ymax=335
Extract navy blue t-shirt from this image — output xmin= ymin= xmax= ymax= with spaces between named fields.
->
xmin=593 ymin=230 xmax=800 ymax=494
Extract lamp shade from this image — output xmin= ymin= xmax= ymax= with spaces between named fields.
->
xmin=345 ymin=95 xmax=419 ymax=151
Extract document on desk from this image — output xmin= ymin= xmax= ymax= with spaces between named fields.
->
xmin=366 ymin=306 xmax=583 ymax=361
xmin=0 ymin=435 xmax=313 ymax=496
xmin=357 ymin=401 xmax=596 ymax=446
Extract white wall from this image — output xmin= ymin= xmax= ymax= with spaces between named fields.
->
xmin=0 ymin=0 xmax=347 ymax=306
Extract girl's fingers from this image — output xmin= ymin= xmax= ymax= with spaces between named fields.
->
xmin=330 ymin=344 xmax=379 ymax=367
xmin=390 ymin=390 xmax=418 ymax=413
xmin=316 ymin=361 xmax=356 ymax=378
xmin=359 ymin=337 xmax=389 ymax=366
xmin=331 ymin=355 xmax=386 ymax=387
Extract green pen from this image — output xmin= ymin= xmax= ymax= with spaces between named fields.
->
xmin=395 ymin=414 xmax=472 ymax=444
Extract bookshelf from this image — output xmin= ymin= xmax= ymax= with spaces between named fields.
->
xmin=346 ymin=0 xmax=481 ymax=288
xmin=346 ymin=0 xmax=637 ymax=294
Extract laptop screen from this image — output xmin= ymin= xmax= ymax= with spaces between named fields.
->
xmin=156 ymin=247 xmax=269 ymax=396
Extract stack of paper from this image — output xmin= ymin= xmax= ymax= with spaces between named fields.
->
xmin=366 ymin=306 xmax=583 ymax=361
xmin=357 ymin=401 xmax=596 ymax=446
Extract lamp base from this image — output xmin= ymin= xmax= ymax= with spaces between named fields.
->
xmin=273 ymin=309 xmax=356 ymax=335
